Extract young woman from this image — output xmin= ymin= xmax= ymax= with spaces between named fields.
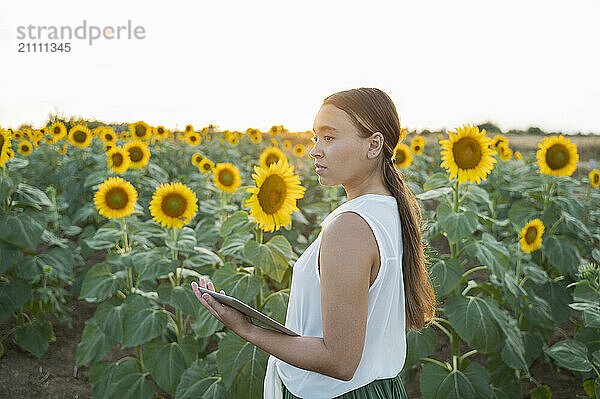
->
xmin=192 ymin=87 xmax=436 ymax=398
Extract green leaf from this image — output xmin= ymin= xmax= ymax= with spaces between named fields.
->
xmin=508 ymin=199 xmax=540 ymax=227
xmin=423 ymin=172 xmax=452 ymax=191
xmin=128 ymin=247 xmax=177 ymax=282
xmin=79 ymin=263 xmax=126 ymax=303
xmin=243 ymin=235 xmax=292 ymax=283
xmin=416 ymin=187 xmax=453 ymax=201
xmin=76 ymin=319 xmax=116 ymax=366
xmin=107 ymin=359 xmax=156 ymax=399
xmin=542 ymin=235 xmax=580 ymax=276
xmin=183 ymin=247 xmax=223 ymax=273
xmin=429 ymin=257 xmax=463 ymax=297
xmin=522 ymin=262 xmax=548 ymax=285
xmin=544 ymin=340 xmax=593 ymax=372
xmin=535 ymin=280 xmax=573 ymax=325
xmin=420 ymin=363 xmax=476 ymax=399
xmin=36 ymin=246 xmax=73 ymax=282
xmin=14 ymin=318 xmax=55 ymax=358
xmin=121 ymin=295 xmax=168 ymax=348
xmin=195 ymin=218 xmax=221 ymax=247
xmin=261 ymin=290 xmax=290 ymax=325
xmin=84 ymin=227 xmax=121 ymax=250
xmin=157 ymin=283 xmax=201 ymax=317
xmin=569 ymin=302 xmax=600 ymax=328
xmin=405 ymin=327 xmax=436 ymax=368
xmin=464 ymin=233 xmax=509 ymax=277
xmin=529 ymin=385 xmax=551 ymax=399
xmin=220 ymin=210 xmax=255 ymax=237
xmin=437 ymin=203 xmax=478 ymax=243
xmin=445 ymin=295 xmax=503 ymax=353
xmin=0 ymin=241 xmax=20 ymax=274
xmin=0 ymin=279 xmax=32 ymax=323
xmin=216 ymin=330 xmax=269 ymax=398
xmin=211 ymin=263 xmax=262 ymax=306
xmin=0 ymin=212 xmax=47 ymax=249
xmin=464 ymin=361 xmax=494 ymax=399
xmin=175 ymin=359 xmax=232 ymax=399
xmin=93 ymin=299 xmax=127 ymax=342
xmin=219 ymin=233 xmax=252 ymax=258
xmin=166 ymin=227 xmax=197 ymax=252
xmin=143 ymin=337 xmax=197 ymax=394
xmin=14 ymin=183 xmax=52 ymax=209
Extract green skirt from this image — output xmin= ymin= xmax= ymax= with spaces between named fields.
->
xmin=281 ymin=373 xmax=408 ymax=399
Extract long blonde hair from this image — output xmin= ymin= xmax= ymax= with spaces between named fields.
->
xmin=322 ymin=88 xmax=436 ymax=330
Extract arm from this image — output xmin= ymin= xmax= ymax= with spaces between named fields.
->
xmin=242 ymin=212 xmax=375 ymax=381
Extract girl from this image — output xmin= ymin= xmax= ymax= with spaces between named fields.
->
xmin=192 ymin=88 xmax=436 ymax=398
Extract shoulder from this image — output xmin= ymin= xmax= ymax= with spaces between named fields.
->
xmin=321 ymin=211 xmax=378 ymax=261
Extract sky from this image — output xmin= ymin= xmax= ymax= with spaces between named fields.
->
xmin=1 ymin=0 xmax=599 ymax=135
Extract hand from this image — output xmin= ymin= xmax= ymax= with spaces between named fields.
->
xmin=191 ymin=278 xmax=254 ymax=338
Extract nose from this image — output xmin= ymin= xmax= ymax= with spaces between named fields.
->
xmin=309 ymin=141 xmax=322 ymax=159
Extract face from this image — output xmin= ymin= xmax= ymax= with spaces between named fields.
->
xmin=310 ymin=104 xmax=383 ymax=187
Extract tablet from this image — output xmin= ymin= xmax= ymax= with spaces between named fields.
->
xmin=196 ymin=286 xmax=300 ymax=337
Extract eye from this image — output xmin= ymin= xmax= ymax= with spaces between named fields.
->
xmin=325 ymin=136 xmax=333 ymax=141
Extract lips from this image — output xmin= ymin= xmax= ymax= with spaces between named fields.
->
xmin=314 ymin=164 xmax=326 ymax=169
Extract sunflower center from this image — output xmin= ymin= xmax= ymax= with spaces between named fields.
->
xmin=219 ymin=170 xmax=234 ymax=186
xmin=453 ymin=137 xmax=481 ymax=169
xmin=106 ymin=187 xmax=129 ymax=210
xmin=53 ymin=126 xmax=61 ymax=135
xmin=396 ymin=150 xmax=406 ymax=163
xmin=135 ymin=125 xmax=146 ymax=137
xmin=194 ymin=155 xmax=201 ymax=163
xmin=203 ymin=163 xmax=211 ymax=170
xmin=545 ymin=144 xmax=569 ymax=170
xmin=73 ymin=130 xmax=87 ymax=143
xmin=158 ymin=127 xmax=164 ymax=134
xmin=112 ymin=153 xmax=124 ymax=166
xmin=129 ymin=147 xmax=143 ymax=162
xmin=594 ymin=174 xmax=599 ymax=184
xmin=190 ymin=136 xmax=197 ymax=142
xmin=161 ymin=193 xmax=187 ymax=218
xmin=414 ymin=145 xmax=420 ymax=151
xmin=266 ymin=154 xmax=280 ymax=166
xmin=525 ymin=226 xmax=538 ymax=244
xmin=106 ymin=133 xmax=114 ymax=141
xmin=258 ymin=175 xmax=287 ymax=214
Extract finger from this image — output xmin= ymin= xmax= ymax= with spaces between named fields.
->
xmin=199 ymin=277 xmax=206 ymax=289
xmin=208 ymin=281 xmax=215 ymax=291
xmin=220 ymin=290 xmax=225 ymax=294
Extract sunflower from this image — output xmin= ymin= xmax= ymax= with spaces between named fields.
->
xmin=520 ymin=219 xmax=544 ymax=253
xmin=0 ymin=128 xmax=12 ymax=167
xmin=245 ymin=159 xmax=307 ymax=232
xmin=100 ymin=128 xmax=117 ymax=143
xmin=270 ymin=138 xmax=279 ymax=147
xmin=293 ymin=143 xmax=306 ymax=157
xmin=192 ymin=153 xmax=204 ymax=166
xmin=6 ymin=148 xmax=14 ymax=159
xmin=17 ymin=141 xmax=33 ymax=156
xmin=229 ymin=136 xmax=239 ymax=146
xmin=536 ymin=135 xmax=578 ymax=177
xmin=269 ymin=125 xmax=283 ymax=136
xmin=259 ymin=146 xmax=288 ymax=169
xmin=106 ymin=146 xmax=130 ymax=174
xmin=154 ymin=126 xmax=169 ymax=140
xmin=12 ymin=130 xmax=23 ymax=141
xmin=213 ymin=162 xmax=242 ymax=193
xmin=282 ymin=140 xmax=292 ymax=150
xmin=410 ymin=136 xmax=425 ymax=155
xmin=439 ymin=124 xmax=497 ymax=184
xmin=392 ymin=143 xmax=413 ymax=168
xmin=149 ymin=182 xmax=198 ymax=229
xmin=124 ymin=140 xmax=151 ymax=169
xmin=497 ymin=142 xmax=513 ymax=161
xmin=186 ymin=132 xmax=202 ymax=146
xmin=130 ymin=121 xmax=153 ymax=140
xmin=185 ymin=124 xmax=195 ymax=135
xmin=104 ymin=143 xmax=114 ymax=153
xmin=94 ymin=177 xmax=138 ymax=219
xmin=491 ymin=135 xmax=508 ymax=150
xmin=247 ymin=128 xmax=262 ymax=143
xmin=68 ymin=125 xmax=93 ymax=148
xmin=515 ymin=151 xmax=522 ymax=161
xmin=90 ymin=127 xmax=103 ymax=139
xmin=589 ymin=169 xmax=600 ymax=189
xmin=57 ymin=143 xmax=67 ymax=155
xmin=198 ymin=158 xmax=215 ymax=174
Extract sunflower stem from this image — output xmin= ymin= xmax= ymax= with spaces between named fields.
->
xmin=548 ymin=214 xmax=564 ymax=235
xmin=135 ymin=345 xmax=145 ymax=372
xmin=176 ymin=308 xmax=183 ymax=341
xmin=172 ymin=227 xmax=179 ymax=285
xmin=453 ymin=180 xmax=460 ymax=213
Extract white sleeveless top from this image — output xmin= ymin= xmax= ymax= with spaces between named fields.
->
xmin=263 ymin=193 xmax=407 ymax=399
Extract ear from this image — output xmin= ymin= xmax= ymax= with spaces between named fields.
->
xmin=367 ymin=132 xmax=384 ymax=159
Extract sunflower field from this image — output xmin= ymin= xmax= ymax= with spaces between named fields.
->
xmin=1 ymin=119 xmax=599 ymax=398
